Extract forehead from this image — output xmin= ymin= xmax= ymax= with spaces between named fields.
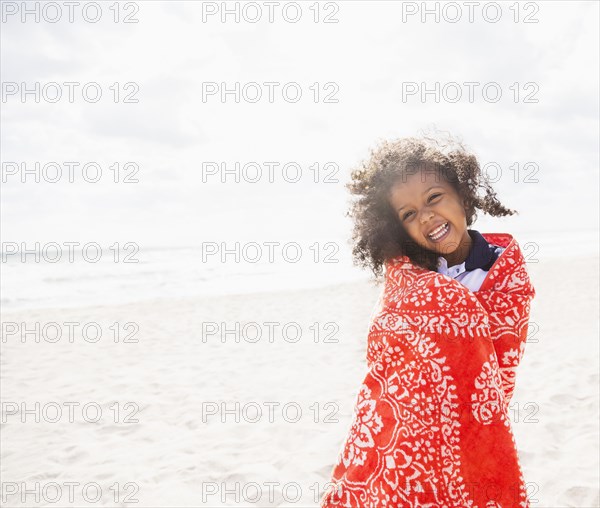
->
xmin=389 ymin=169 xmax=451 ymax=201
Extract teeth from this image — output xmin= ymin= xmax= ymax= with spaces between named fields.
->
xmin=429 ymin=222 xmax=448 ymax=240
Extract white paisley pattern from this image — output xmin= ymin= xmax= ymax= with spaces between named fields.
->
xmin=340 ymin=385 xmax=384 ymax=467
xmin=471 ymin=353 xmax=507 ymax=425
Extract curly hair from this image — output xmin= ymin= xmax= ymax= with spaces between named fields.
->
xmin=346 ymin=132 xmax=518 ymax=281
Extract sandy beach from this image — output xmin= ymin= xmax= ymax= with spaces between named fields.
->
xmin=1 ymin=254 xmax=598 ymax=507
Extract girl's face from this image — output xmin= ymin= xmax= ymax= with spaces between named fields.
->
xmin=388 ymin=169 xmax=473 ymax=266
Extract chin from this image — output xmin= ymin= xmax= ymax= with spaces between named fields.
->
xmin=434 ymin=239 xmax=460 ymax=257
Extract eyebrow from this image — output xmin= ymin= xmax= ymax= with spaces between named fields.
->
xmin=397 ymin=186 xmax=443 ymax=212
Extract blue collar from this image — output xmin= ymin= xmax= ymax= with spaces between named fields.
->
xmin=464 ymin=229 xmax=500 ymax=271
xmin=437 ymin=229 xmax=500 ymax=270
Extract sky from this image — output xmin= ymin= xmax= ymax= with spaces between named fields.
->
xmin=1 ymin=0 xmax=599 ymax=259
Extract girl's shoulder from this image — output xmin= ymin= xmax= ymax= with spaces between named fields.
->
xmin=480 ymin=232 xmax=514 ymax=249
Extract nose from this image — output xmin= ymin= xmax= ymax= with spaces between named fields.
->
xmin=420 ymin=210 xmax=434 ymax=224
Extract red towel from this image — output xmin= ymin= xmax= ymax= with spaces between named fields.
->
xmin=321 ymin=233 xmax=536 ymax=508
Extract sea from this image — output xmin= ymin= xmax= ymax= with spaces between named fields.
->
xmin=1 ymin=228 xmax=596 ymax=312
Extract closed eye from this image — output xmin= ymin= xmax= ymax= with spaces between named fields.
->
xmin=401 ymin=193 xmax=443 ymax=221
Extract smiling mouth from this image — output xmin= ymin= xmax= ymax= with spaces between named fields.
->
xmin=428 ymin=222 xmax=450 ymax=242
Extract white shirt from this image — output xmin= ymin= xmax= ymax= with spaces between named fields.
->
xmin=436 ymin=256 xmax=496 ymax=292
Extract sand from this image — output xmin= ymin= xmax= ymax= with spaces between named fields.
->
xmin=1 ymin=255 xmax=598 ymax=507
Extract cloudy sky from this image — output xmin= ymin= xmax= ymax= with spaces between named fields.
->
xmin=2 ymin=0 xmax=598 ymax=258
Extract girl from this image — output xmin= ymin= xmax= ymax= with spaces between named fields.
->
xmin=321 ymin=135 xmax=537 ymax=508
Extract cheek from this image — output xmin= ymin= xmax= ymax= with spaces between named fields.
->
xmin=448 ymin=201 xmax=467 ymax=222
xmin=404 ymin=222 xmax=425 ymax=241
